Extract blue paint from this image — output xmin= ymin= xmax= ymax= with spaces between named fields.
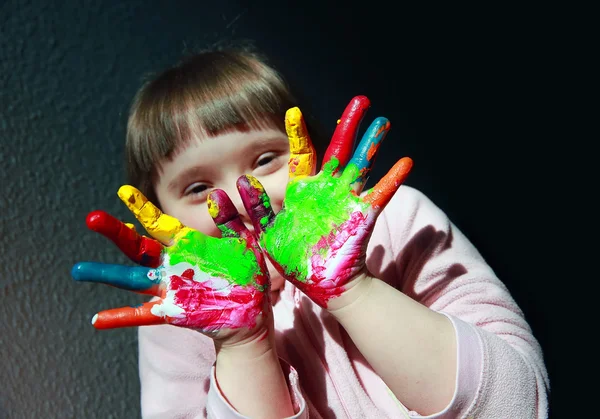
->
xmin=347 ymin=116 xmax=390 ymax=180
xmin=71 ymin=262 xmax=160 ymax=291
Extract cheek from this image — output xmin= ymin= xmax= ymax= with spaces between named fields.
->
xmin=162 ymin=202 xmax=221 ymax=238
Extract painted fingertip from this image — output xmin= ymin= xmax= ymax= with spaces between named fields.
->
xmin=71 ymin=263 xmax=86 ymax=281
xmin=349 ymin=95 xmax=371 ymax=109
xmin=117 ymin=185 xmax=145 ymax=209
xmin=237 ymin=175 xmax=265 ymax=195
xmin=206 ymin=192 xmax=220 ymax=219
xmin=285 ymin=106 xmax=302 ymax=123
xmin=371 ymin=117 xmax=391 ymax=140
xmin=86 ymin=210 xmax=106 ymax=231
xmin=207 ymin=189 xmax=240 ymax=226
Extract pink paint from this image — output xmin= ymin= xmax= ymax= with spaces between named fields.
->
xmin=304 ymin=210 xmax=375 ymax=306
xmin=170 ymin=269 xmax=264 ymax=331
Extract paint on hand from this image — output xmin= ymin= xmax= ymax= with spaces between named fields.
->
xmin=322 ymin=95 xmax=371 ymax=172
xmin=118 ymin=185 xmax=187 ymax=245
xmin=73 ymin=185 xmax=268 ymax=333
xmin=259 ymin=157 xmax=378 ymax=307
xmin=286 ymin=107 xmax=316 ymax=179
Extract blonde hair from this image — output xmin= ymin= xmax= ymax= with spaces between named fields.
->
xmin=125 ymin=46 xmax=306 ymax=205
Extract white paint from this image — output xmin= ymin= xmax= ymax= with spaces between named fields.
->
xmin=149 ymin=253 xmax=230 ymax=318
xmin=91 ymin=314 xmax=98 ymax=325
xmin=151 ymin=289 xmax=186 ymax=318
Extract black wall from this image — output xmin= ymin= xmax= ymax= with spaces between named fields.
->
xmin=2 ymin=1 xmax=566 ymax=417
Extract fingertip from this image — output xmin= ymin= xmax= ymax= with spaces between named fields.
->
xmin=237 ymin=174 xmax=263 ymax=192
xmin=285 ymin=106 xmax=302 ymax=121
xmin=71 ymin=263 xmax=86 ymax=281
xmin=118 ymin=185 xmax=145 ymax=208
xmin=117 ymin=184 xmax=134 ymax=198
xmin=207 ymin=189 xmax=227 ymax=220
xmin=372 ymin=116 xmax=391 ymax=130
xmin=91 ymin=313 xmax=98 ymax=326
xmin=85 ymin=210 xmax=108 ymax=232
xmin=350 ymin=95 xmax=371 ymax=109
xmin=398 ymin=157 xmax=414 ymax=176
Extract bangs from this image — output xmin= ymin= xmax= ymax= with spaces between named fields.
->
xmin=125 ymin=50 xmax=295 ymax=202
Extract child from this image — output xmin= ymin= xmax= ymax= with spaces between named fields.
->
xmin=72 ymin=47 xmax=549 ymax=418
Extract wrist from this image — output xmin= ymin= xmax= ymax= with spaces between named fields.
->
xmin=326 ymin=271 xmax=375 ymax=314
xmin=215 ymin=326 xmax=276 ymax=363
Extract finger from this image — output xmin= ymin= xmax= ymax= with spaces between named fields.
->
xmin=86 ymin=210 xmax=163 ymax=268
xmin=363 ymin=157 xmax=413 ymax=210
xmin=91 ymin=300 xmax=166 ymax=329
xmin=117 ymin=185 xmax=188 ymax=245
xmin=343 ymin=117 xmax=391 ymax=192
xmin=285 ymin=107 xmax=316 ymax=179
xmin=71 ymin=262 xmax=162 ymax=296
xmin=207 ymin=189 xmax=252 ymax=239
xmin=236 ymin=175 xmax=275 ymax=234
xmin=322 ymin=95 xmax=371 ymax=175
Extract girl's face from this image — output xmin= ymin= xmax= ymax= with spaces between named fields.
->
xmin=153 ymin=127 xmax=290 ymax=293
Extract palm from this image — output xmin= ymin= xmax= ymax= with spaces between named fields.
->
xmin=72 ymin=186 xmax=269 ymax=342
xmin=261 ymin=158 xmax=376 ymax=306
xmin=238 ymin=96 xmax=413 ymax=308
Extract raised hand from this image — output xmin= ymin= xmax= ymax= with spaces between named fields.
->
xmin=71 ymin=186 xmax=270 ymax=342
xmin=237 ymin=96 xmax=413 ymax=308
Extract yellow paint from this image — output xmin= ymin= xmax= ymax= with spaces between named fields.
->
xmin=247 ymin=175 xmax=264 ymax=191
xmin=117 ymin=185 xmax=187 ymax=245
xmin=124 ymin=223 xmax=136 ymax=231
xmin=285 ymin=107 xmax=316 ymax=179
xmin=337 ymin=119 xmax=341 ymax=124
xmin=207 ymin=195 xmax=220 ymax=219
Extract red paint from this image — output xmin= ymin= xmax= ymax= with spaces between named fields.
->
xmin=322 ymin=96 xmax=371 ymax=172
xmin=87 ymin=210 xmax=163 ymax=268
xmin=170 ymin=268 xmax=264 ymax=330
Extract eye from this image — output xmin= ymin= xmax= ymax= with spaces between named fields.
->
xmin=183 ymin=182 xmax=211 ymax=200
xmin=256 ymin=153 xmax=276 ymax=167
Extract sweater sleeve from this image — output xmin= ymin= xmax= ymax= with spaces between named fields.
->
xmin=138 ymin=323 xmax=213 ymax=418
xmin=370 ymin=185 xmax=549 ymax=419
xmin=206 ymin=360 xmax=307 ymax=419
xmin=138 ymin=322 xmax=308 ymax=418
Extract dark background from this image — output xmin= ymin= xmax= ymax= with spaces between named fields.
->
xmin=2 ymin=0 xmax=574 ymax=417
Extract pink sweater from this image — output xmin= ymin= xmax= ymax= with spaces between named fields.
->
xmin=138 ymin=185 xmax=549 ymax=418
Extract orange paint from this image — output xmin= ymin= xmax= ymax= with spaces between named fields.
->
xmin=367 ymin=142 xmax=380 ymax=161
xmin=93 ymin=300 xmax=164 ymax=329
xmin=364 ymin=157 xmax=413 ymax=208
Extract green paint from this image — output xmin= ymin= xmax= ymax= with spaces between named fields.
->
xmin=167 ymin=230 xmax=260 ymax=286
xmin=260 ymin=216 xmax=269 ymax=227
xmin=218 ymin=224 xmax=237 ymax=238
xmin=261 ymin=159 xmax=369 ymax=282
